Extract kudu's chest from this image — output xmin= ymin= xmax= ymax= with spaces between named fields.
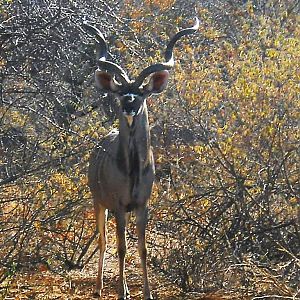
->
xmin=88 ymin=132 xmax=154 ymax=212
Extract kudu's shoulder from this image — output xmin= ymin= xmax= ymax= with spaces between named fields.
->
xmin=90 ymin=129 xmax=119 ymax=159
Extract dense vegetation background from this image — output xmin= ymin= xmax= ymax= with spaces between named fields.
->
xmin=0 ymin=0 xmax=299 ymax=299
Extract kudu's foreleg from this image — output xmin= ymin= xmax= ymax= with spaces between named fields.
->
xmin=136 ymin=207 xmax=153 ymax=300
xmin=94 ymin=204 xmax=108 ymax=298
xmin=116 ymin=211 xmax=130 ymax=299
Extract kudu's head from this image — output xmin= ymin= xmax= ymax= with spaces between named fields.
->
xmin=83 ymin=18 xmax=199 ymax=126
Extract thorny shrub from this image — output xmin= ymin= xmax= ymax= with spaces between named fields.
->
xmin=0 ymin=0 xmax=299 ymax=299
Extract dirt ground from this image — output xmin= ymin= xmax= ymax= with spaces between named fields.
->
xmin=2 ymin=269 xmax=230 ymax=300
xmin=1 ymin=242 xmax=230 ymax=300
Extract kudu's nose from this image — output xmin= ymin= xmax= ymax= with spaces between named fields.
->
xmin=123 ymin=110 xmax=136 ymax=126
xmin=123 ymin=107 xmax=136 ymax=115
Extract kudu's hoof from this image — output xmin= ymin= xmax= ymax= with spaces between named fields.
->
xmin=118 ymin=295 xmax=130 ymax=300
xmin=92 ymin=290 xmax=101 ymax=298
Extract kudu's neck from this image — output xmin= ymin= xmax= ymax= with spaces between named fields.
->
xmin=118 ymin=102 xmax=152 ymax=173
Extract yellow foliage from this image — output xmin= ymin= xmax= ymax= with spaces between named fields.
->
xmin=144 ymin=0 xmax=175 ymax=10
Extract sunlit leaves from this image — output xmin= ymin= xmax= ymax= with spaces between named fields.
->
xmin=149 ymin=4 xmax=299 ymax=293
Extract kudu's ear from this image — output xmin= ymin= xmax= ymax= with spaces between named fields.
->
xmin=143 ymin=70 xmax=169 ymax=94
xmin=95 ymin=70 xmax=120 ymax=93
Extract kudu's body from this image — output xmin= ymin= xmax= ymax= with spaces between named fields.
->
xmin=84 ymin=18 xmax=199 ymax=299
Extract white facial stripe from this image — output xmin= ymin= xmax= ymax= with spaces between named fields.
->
xmin=124 ymin=93 xmax=138 ymax=97
xmin=124 ymin=93 xmax=138 ymax=102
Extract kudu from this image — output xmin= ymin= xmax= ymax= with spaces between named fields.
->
xmin=84 ymin=18 xmax=199 ymax=299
